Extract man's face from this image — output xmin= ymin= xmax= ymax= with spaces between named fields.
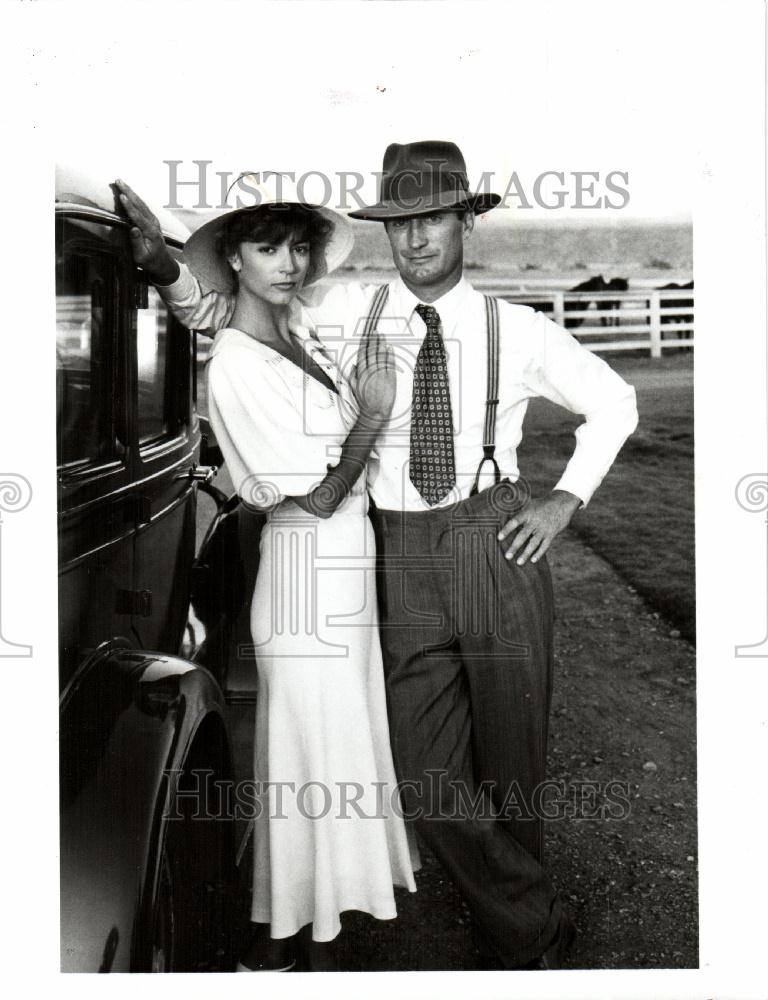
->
xmin=384 ymin=210 xmax=473 ymax=291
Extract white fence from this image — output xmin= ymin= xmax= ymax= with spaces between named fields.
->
xmin=471 ymin=281 xmax=694 ymax=357
xmin=196 ymin=281 xmax=694 ymax=361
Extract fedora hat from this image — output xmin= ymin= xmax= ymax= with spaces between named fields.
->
xmin=348 ymin=140 xmax=501 ymax=221
xmin=183 ymin=172 xmax=354 ymax=293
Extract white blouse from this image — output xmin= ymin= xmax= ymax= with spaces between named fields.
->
xmin=206 ymin=326 xmax=362 ymax=509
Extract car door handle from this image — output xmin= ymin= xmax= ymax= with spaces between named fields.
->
xmin=176 ymin=464 xmax=218 ymax=485
xmin=116 ymin=589 xmax=153 ymax=617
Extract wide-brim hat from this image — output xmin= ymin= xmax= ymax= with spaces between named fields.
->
xmin=184 ymin=172 xmax=354 ymax=293
xmin=348 ymin=140 xmax=501 ymax=221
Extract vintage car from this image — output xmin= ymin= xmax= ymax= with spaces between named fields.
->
xmin=56 ymin=166 xmax=247 ymax=972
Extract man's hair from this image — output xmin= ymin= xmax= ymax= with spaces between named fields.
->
xmin=216 ymin=204 xmax=333 ymax=284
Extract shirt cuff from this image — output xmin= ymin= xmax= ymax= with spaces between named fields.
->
xmin=156 ymin=261 xmax=197 ymax=301
xmin=552 ymin=471 xmax=592 ymax=509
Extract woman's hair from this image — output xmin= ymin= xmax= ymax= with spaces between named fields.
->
xmin=215 ymin=204 xmax=333 ymax=286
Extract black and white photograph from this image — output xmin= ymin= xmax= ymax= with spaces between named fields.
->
xmin=0 ymin=1 xmax=766 ymax=997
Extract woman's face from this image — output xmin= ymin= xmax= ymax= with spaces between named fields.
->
xmin=229 ymin=233 xmax=311 ymax=305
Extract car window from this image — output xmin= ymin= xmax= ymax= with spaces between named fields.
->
xmin=136 ymin=249 xmax=188 ymax=450
xmin=57 ymin=217 xmax=188 ymax=466
xmin=137 ymin=285 xmax=171 ymax=444
xmin=56 ymin=219 xmax=120 ymax=467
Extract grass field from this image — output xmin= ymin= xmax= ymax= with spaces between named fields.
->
xmin=517 ymin=353 xmax=695 ymax=643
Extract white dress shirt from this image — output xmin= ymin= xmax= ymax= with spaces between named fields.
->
xmin=160 ymin=264 xmax=638 ymax=511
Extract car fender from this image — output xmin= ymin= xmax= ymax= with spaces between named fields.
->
xmin=60 ymin=641 xmax=233 ymax=972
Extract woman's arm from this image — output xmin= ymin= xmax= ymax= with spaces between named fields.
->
xmin=292 ymin=331 xmax=394 ymax=518
xmin=115 ymin=179 xmax=180 ymax=286
xmin=116 ymin=179 xmax=233 ymax=334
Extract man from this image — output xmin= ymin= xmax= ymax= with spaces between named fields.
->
xmin=116 ymin=140 xmax=637 ymax=969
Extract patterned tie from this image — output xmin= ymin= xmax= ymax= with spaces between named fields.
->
xmin=410 ymin=304 xmax=456 ymax=504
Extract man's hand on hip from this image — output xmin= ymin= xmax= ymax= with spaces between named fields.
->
xmin=497 ymin=490 xmax=582 ymax=566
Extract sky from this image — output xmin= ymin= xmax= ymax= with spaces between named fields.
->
xmin=38 ymin=0 xmax=702 ymax=221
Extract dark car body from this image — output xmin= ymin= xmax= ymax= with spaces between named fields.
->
xmin=56 ymin=166 xmax=237 ymax=972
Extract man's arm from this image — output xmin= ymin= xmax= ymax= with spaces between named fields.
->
xmin=115 ymin=179 xmax=234 ymax=336
xmin=498 ymin=306 xmax=639 ymax=565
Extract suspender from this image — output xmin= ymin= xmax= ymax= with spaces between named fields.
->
xmin=471 ymin=295 xmax=501 ymax=496
xmin=363 ymin=285 xmax=501 ymax=497
xmin=361 ymin=283 xmax=390 ymax=341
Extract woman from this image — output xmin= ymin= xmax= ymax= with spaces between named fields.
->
xmin=182 ymin=178 xmax=417 ymax=971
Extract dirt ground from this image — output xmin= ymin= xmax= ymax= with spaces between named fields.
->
xmin=327 ymin=530 xmax=698 ymax=971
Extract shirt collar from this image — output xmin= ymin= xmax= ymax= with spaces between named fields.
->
xmin=208 ymin=313 xmax=319 ymax=362
xmin=390 ymin=274 xmax=470 ymax=335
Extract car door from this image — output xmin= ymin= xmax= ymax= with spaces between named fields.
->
xmin=128 ymin=263 xmax=202 ymax=653
xmin=56 ymin=214 xmax=137 ymax=688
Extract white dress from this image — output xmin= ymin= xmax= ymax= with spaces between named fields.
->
xmin=207 ymin=326 xmax=417 ymax=942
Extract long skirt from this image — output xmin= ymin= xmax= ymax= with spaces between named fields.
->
xmin=248 ymin=490 xmax=417 ymax=941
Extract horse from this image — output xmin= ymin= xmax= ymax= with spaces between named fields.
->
xmin=564 ymin=275 xmax=629 ymax=329
xmin=657 ymin=280 xmax=694 ymax=347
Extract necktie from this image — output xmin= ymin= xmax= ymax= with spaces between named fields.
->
xmin=410 ymin=304 xmax=456 ymax=504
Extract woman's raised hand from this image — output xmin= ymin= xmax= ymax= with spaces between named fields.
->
xmin=354 ymin=331 xmax=396 ymax=423
xmin=114 ymin=179 xmax=180 ymax=286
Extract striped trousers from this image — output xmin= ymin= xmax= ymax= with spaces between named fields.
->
xmin=370 ymin=482 xmax=563 ymax=967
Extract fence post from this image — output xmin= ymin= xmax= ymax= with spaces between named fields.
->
xmin=553 ymin=290 xmax=565 ymax=329
xmin=649 ymin=290 xmax=662 ymax=358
